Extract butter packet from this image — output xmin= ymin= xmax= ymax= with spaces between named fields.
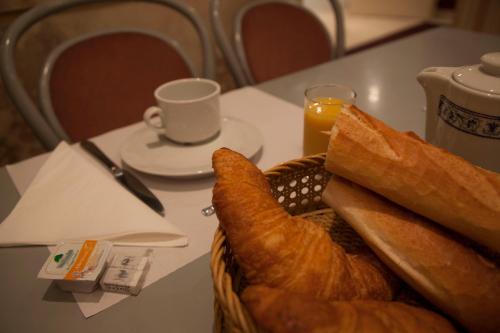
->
xmin=37 ymin=240 xmax=112 ymax=293
xmin=100 ymin=250 xmax=152 ymax=296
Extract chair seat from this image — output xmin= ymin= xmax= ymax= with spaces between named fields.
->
xmin=48 ymin=31 xmax=192 ymax=141
xmin=240 ymin=3 xmax=332 ymax=83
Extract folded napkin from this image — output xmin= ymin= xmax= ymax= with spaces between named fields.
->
xmin=0 ymin=142 xmax=187 ymax=247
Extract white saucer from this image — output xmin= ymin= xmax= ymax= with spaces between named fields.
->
xmin=120 ymin=117 xmax=263 ymax=178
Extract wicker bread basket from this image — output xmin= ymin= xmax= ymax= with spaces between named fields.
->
xmin=209 ymin=153 xmax=500 ymax=333
xmin=210 ymin=153 xmax=381 ymax=333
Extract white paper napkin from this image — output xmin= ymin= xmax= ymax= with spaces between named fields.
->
xmin=0 ymin=142 xmax=187 ymax=247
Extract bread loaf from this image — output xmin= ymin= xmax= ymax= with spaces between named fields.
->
xmin=325 ymin=105 xmax=500 ymax=251
xmin=242 ymin=285 xmax=457 ymax=333
xmin=322 ymin=175 xmax=500 ymax=333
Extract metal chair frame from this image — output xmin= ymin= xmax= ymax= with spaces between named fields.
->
xmin=0 ymin=0 xmax=215 ymax=150
xmin=210 ymin=0 xmax=345 ymax=86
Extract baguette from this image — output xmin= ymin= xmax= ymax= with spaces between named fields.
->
xmin=325 ymin=105 xmax=500 ymax=251
xmin=322 ymin=175 xmax=500 ymax=333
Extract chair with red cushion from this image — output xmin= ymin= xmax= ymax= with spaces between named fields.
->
xmin=210 ymin=0 xmax=345 ymax=86
xmin=1 ymin=0 xmax=214 ymax=149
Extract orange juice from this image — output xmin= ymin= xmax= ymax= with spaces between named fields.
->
xmin=303 ymin=97 xmax=344 ymax=156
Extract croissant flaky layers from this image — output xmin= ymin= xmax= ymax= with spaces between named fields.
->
xmin=212 ymin=148 xmax=457 ymax=332
xmin=242 ymin=285 xmax=457 ymax=333
xmin=212 ymin=148 xmax=395 ymax=301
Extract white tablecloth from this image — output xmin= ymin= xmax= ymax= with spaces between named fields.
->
xmin=6 ymin=87 xmax=305 ymax=317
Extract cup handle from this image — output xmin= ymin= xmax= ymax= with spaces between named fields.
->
xmin=143 ymin=106 xmax=165 ymax=134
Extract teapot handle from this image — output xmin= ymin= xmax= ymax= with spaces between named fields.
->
xmin=417 ymin=67 xmax=455 ymax=143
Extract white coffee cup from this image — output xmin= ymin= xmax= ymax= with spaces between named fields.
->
xmin=143 ymin=78 xmax=221 ymax=144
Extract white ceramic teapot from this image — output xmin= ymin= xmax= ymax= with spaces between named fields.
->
xmin=417 ymin=52 xmax=500 ymax=172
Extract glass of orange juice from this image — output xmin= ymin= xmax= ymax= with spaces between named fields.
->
xmin=303 ymin=84 xmax=356 ymax=156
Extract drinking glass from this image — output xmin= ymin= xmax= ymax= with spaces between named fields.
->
xmin=303 ymin=84 xmax=356 ymax=156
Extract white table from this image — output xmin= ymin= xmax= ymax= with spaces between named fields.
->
xmin=1 ymin=27 xmax=499 ymax=332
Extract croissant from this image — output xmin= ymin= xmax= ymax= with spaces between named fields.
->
xmin=212 ymin=148 xmax=395 ymax=301
xmin=241 ymin=285 xmax=457 ymax=333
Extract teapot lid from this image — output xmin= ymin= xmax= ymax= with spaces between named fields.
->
xmin=452 ymin=52 xmax=500 ymax=95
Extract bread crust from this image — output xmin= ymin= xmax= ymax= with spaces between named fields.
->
xmin=325 ymin=106 xmax=500 ymax=251
xmin=323 ymin=175 xmax=500 ymax=333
